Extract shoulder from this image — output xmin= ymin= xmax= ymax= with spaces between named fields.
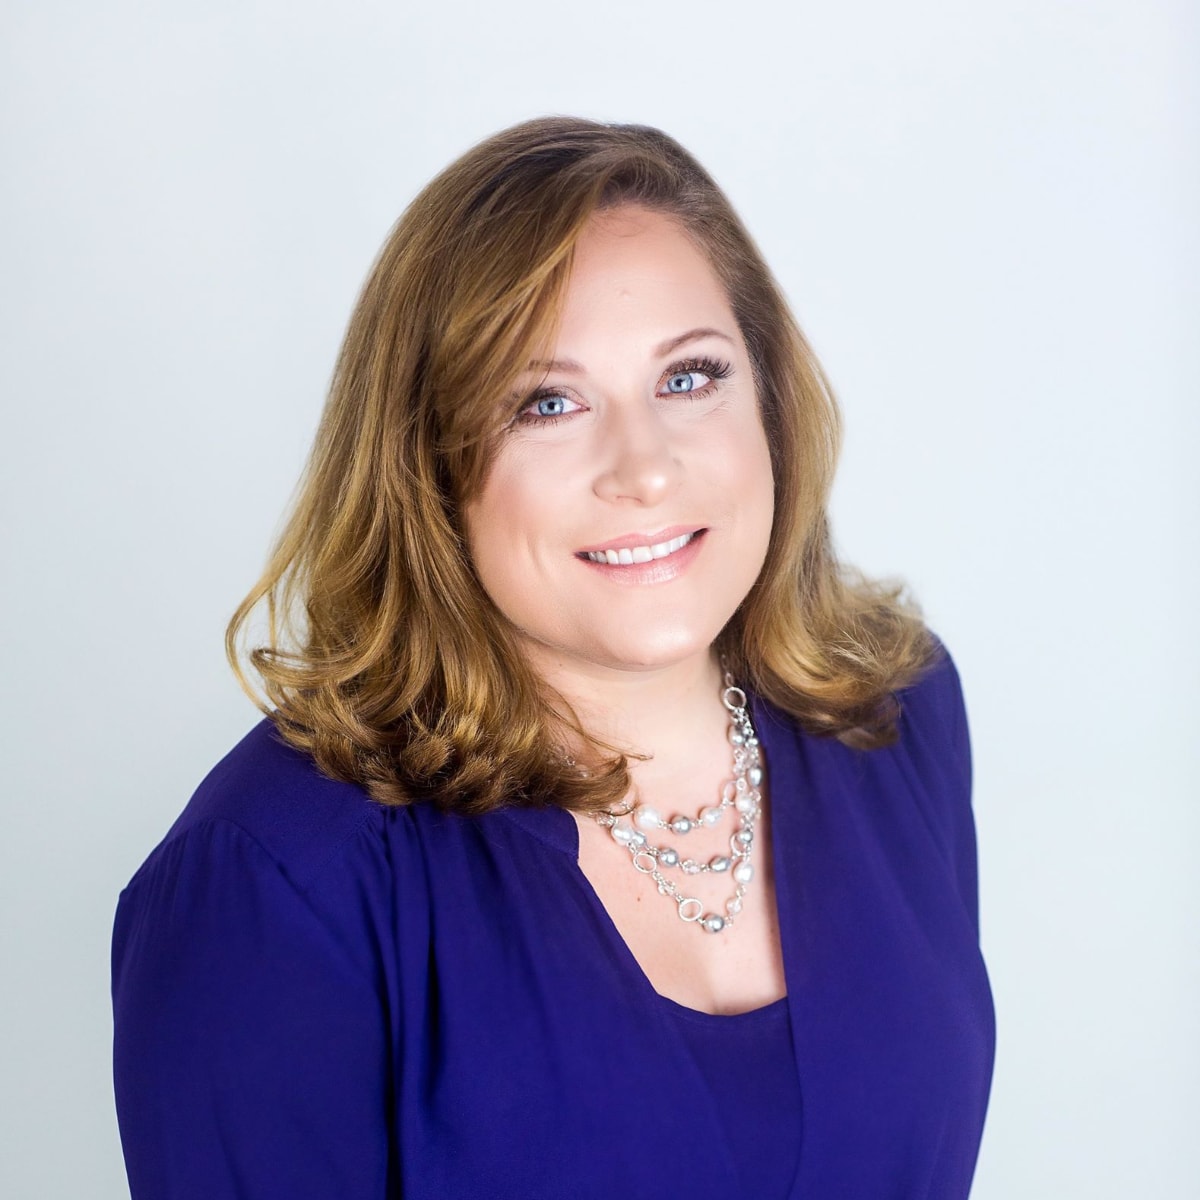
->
xmin=114 ymin=721 xmax=424 ymax=991
xmin=895 ymin=635 xmax=970 ymax=766
xmin=885 ymin=634 xmax=979 ymax=927
xmin=753 ymin=633 xmax=973 ymax=829
xmin=765 ymin=633 xmax=970 ymax=777
xmin=894 ymin=635 xmax=972 ymax=797
xmin=132 ymin=718 xmax=388 ymax=895
xmin=111 ymin=730 xmax=402 ymax=1197
xmin=114 ymin=719 xmax=427 ymax=1005
xmin=762 ymin=633 xmax=978 ymax=916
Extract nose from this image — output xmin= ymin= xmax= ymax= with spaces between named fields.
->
xmin=591 ymin=400 xmax=683 ymax=506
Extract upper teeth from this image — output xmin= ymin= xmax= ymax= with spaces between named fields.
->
xmin=585 ymin=532 xmax=696 ymax=565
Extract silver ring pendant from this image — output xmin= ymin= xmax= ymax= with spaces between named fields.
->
xmin=631 ymin=850 xmax=656 ymax=874
xmin=677 ymin=897 xmax=704 ymax=922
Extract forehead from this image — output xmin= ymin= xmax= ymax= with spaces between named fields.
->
xmin=570 ymin=205 xmax=713 ymax=272
xmin=553 ymin=207 xmax=736 ymax=351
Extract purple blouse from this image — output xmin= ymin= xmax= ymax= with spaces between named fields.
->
xmin=112 ymin=647 xmax=994 ymax=1198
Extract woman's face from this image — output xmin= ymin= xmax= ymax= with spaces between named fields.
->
xmin=464 ymin=205 xmax=775 ymax=681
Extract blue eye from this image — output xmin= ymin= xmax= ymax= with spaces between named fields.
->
xmin=513 ymin=391 xmax=583 ymax=426
xmin=658 ymin=357 xmax=732 ymax=398
xmin=665 ymin=371 xmax=704 ymax=394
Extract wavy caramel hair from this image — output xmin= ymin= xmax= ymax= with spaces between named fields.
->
xmin=227 ymin=116 xmax=935 ymax=813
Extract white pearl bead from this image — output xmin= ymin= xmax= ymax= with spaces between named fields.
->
xmin=610 ymin=822 xmax=635 ymax=845
xmin=634 ymin=807 xmax=662 ymax=831
xmin=699 ymin=805 xmax=722 ymax=826
xmin=733 ymin=862 xmax=754 ymax=885
xmin=736 ymin=794 xmax=757 ymax=814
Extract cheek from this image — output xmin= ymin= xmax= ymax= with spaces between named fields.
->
xmin=463 ymin=483 xmax=503 ymax=592
xmin=729 ymin=423 xmax=777 ymax=576
xmin=722 ymin=414 xmax=775 ymax=511
xmin=466 ymin=452 xmax=527 ymax=547
xmin=463 ymin=462 xmax=551 ymax=612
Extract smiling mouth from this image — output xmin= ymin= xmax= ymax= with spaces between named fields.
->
xmin=577 ymin=529 xmax=703 ymax=566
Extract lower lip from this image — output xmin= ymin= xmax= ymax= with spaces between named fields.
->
xmin=575 ymin=530 xmax=707 ymax=585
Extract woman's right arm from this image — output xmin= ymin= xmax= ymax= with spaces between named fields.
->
xmin=112 ymin=817 xmax=394 ymax=1199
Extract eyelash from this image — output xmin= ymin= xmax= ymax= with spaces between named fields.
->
xmin=512 ymin=356 xmax=734 ymax=428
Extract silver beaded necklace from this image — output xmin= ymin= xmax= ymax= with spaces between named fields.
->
xmin=592 ymin=670 xmax=763 ymax=935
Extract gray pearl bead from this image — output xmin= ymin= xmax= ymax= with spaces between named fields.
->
xmin=659 ymin=848 xmax=679 ymax=867
xmin=748 ymin=765 xmax=763 ymax=787
xmin=671 ymin=816 xmax=693 ymax=834
xmin=710 ymin=856 xmax=731 ymax=872
xmin=702 ymin=914 xmax=726 ymax=934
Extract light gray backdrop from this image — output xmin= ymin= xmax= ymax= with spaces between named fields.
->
xmin=3 ymin=1 xmax=1196 ymax=1196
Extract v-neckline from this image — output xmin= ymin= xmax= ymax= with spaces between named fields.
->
xmin=499 ymin=691 xmax=805 ymax=1020
xmin=498 ymin=690 xmax=811 ymax=1195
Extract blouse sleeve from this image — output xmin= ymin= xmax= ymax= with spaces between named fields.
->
xmin=915 ymin=644 xmax=980 ymax=937
xmin=893 ymin=640 xmax=981 ymax=939
xmin=944 ymin=651 xmax=979 ymax=937
xmin=111 ymin=817 xmax=393 ymax=1199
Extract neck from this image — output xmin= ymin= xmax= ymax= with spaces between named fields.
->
xmin=527 ymin=645 xmax=732 ymax=787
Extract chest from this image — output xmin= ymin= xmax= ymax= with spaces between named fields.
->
xmin=390 ymin=724 xmax=995 ymax=1199
xmin=571 ymin=801 xmax=787 ymax=1014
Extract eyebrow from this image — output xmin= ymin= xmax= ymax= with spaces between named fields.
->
xmin=527 ymin=327 xmax=736 ymax=375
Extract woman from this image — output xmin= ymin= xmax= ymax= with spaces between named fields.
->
xmin=112 ymin=117 xmax=994 ymax=1199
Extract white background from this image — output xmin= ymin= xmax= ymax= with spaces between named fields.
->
xmin=2 ymin=1 xmax=1196 ymax=1196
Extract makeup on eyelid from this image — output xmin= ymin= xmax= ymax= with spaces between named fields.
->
xmin=512 ymin=356 xmax=734 ymax=427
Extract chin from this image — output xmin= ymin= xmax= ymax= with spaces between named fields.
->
xmin=588 ymin=627 xmax=719 ymax=673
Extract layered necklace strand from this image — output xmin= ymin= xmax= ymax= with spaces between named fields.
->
xmin=592 ymin=671 xmax=763 ymax=935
